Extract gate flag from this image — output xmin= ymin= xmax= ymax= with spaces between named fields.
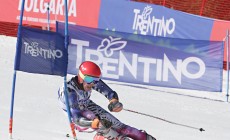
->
xmin=15 ymin=26 xmax=68 ymax=76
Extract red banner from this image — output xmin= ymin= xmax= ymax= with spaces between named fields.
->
xmin=211 ymin=20 xmax=230 ymax=61
xmin=0 ymin=0 xmax=100 ymax=28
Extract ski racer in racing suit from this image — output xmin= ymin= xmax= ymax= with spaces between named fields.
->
xmin=58 ymin=61 xmax=156 ymax=140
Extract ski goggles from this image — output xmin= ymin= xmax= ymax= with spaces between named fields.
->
xmin=79 ymin=71 xmax=100 ymax=84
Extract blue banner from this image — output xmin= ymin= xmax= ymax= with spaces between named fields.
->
xmin=15 ymin=26 xmax=67 ymax=76
xmin=98 ymin=0 xmax=213 ymax=40
xmin=58 ymin=22 xmax=223 ymax=91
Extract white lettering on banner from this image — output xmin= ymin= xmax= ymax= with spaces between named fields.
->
xmin=24 ymin=42 xmax=63 ymax=59
xmin=181 ymin=57 xmax=205 ymax=79
xmin=71 ymin=38 xmax=206 ymax=84
xmin=119 ymin=52 xmax=138 ymax=79
xmin=71 ymin=39 xmax=89 ymax=67
xmin=18 ymin=0 xmax=77 ymax=17
xmin=133 ymin=6 xmax=175 ymax=37
xmin=138 ymin=57 xmax=157 ymax=83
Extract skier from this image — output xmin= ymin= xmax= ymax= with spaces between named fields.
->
xmin=58 ymin=61 xmax=156 ymax=140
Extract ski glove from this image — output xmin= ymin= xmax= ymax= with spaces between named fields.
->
xmin=91 ymin=118 xmax=112 ymax=129
xmin=108 ymin=99 xmax=123 ymax=112
xmin=91 ymin=118 xmax=100 ymax=129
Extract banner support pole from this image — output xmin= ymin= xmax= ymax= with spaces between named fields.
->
xmin=9 ymin=0 xmax=25 ymax=139
xmin=47 ymin=2 xmax=50 ymax=31
xmin=226 ymin=29 xmax=229 ymax=102
xmin=200 ymin=0 xmax=206 ymax=16
xmin=63 ymin=0 xmax=77 ymax=139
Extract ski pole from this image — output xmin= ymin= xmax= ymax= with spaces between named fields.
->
xmin=123 ymin=108 xmax=205 ymax=132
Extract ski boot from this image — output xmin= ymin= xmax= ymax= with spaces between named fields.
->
xmin=142 ymin=130 xmax=156 ymax=140
xmin=94 ymin=131 xmax=130 ymax=140
xmin=146 ymin=134 xmax=156 ymax=140
xmin=93 ymin=119 xmax=130 ymax=140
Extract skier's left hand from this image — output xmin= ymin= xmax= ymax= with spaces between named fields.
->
xmin=108 ymin=99 xmax=123 ymax=112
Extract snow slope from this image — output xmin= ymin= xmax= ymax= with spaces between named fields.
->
xmin=0 ymin=35 xmax=230 ymax=140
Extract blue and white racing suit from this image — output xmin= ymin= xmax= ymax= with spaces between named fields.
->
xmin=58 ymin=76 xmax=147 ymax=140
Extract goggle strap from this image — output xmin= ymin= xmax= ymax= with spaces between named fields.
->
xmin=79 ymin=70 xmax=85 ymax=80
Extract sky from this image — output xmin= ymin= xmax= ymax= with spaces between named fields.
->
xmin=0 ymin=35 xmax=230 ymax=140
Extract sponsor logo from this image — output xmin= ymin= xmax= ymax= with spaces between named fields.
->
xmin=71 ymin=37 xmax=205 ymax=84
xmin=18 ymin=0 xmax=77 ymax=17
xmin=80 ymin=65 xmax=86 ymax=71
xmin=132 ymin=6 xmax=176 ymax=37
xmin=97 ymin=36 xmax=127 ymax=57
xmin=24 ymin=41 xmax=63 ymax=59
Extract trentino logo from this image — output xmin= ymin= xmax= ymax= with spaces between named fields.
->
xmin=71 ymin=36 xmax=206 ymax=84
xmin=97 ymin=36 xmax=127 ymax=57
xmin=132 ymin=5 xmax=176 ymax=37
xmin=24 ymin=42 xmax=63 ymax=59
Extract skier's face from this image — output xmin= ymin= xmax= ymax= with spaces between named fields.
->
xmin=78 ymin=72 xmax=99 ymax=91
xmin=83 ymin=81 xmax=95 ymax=91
